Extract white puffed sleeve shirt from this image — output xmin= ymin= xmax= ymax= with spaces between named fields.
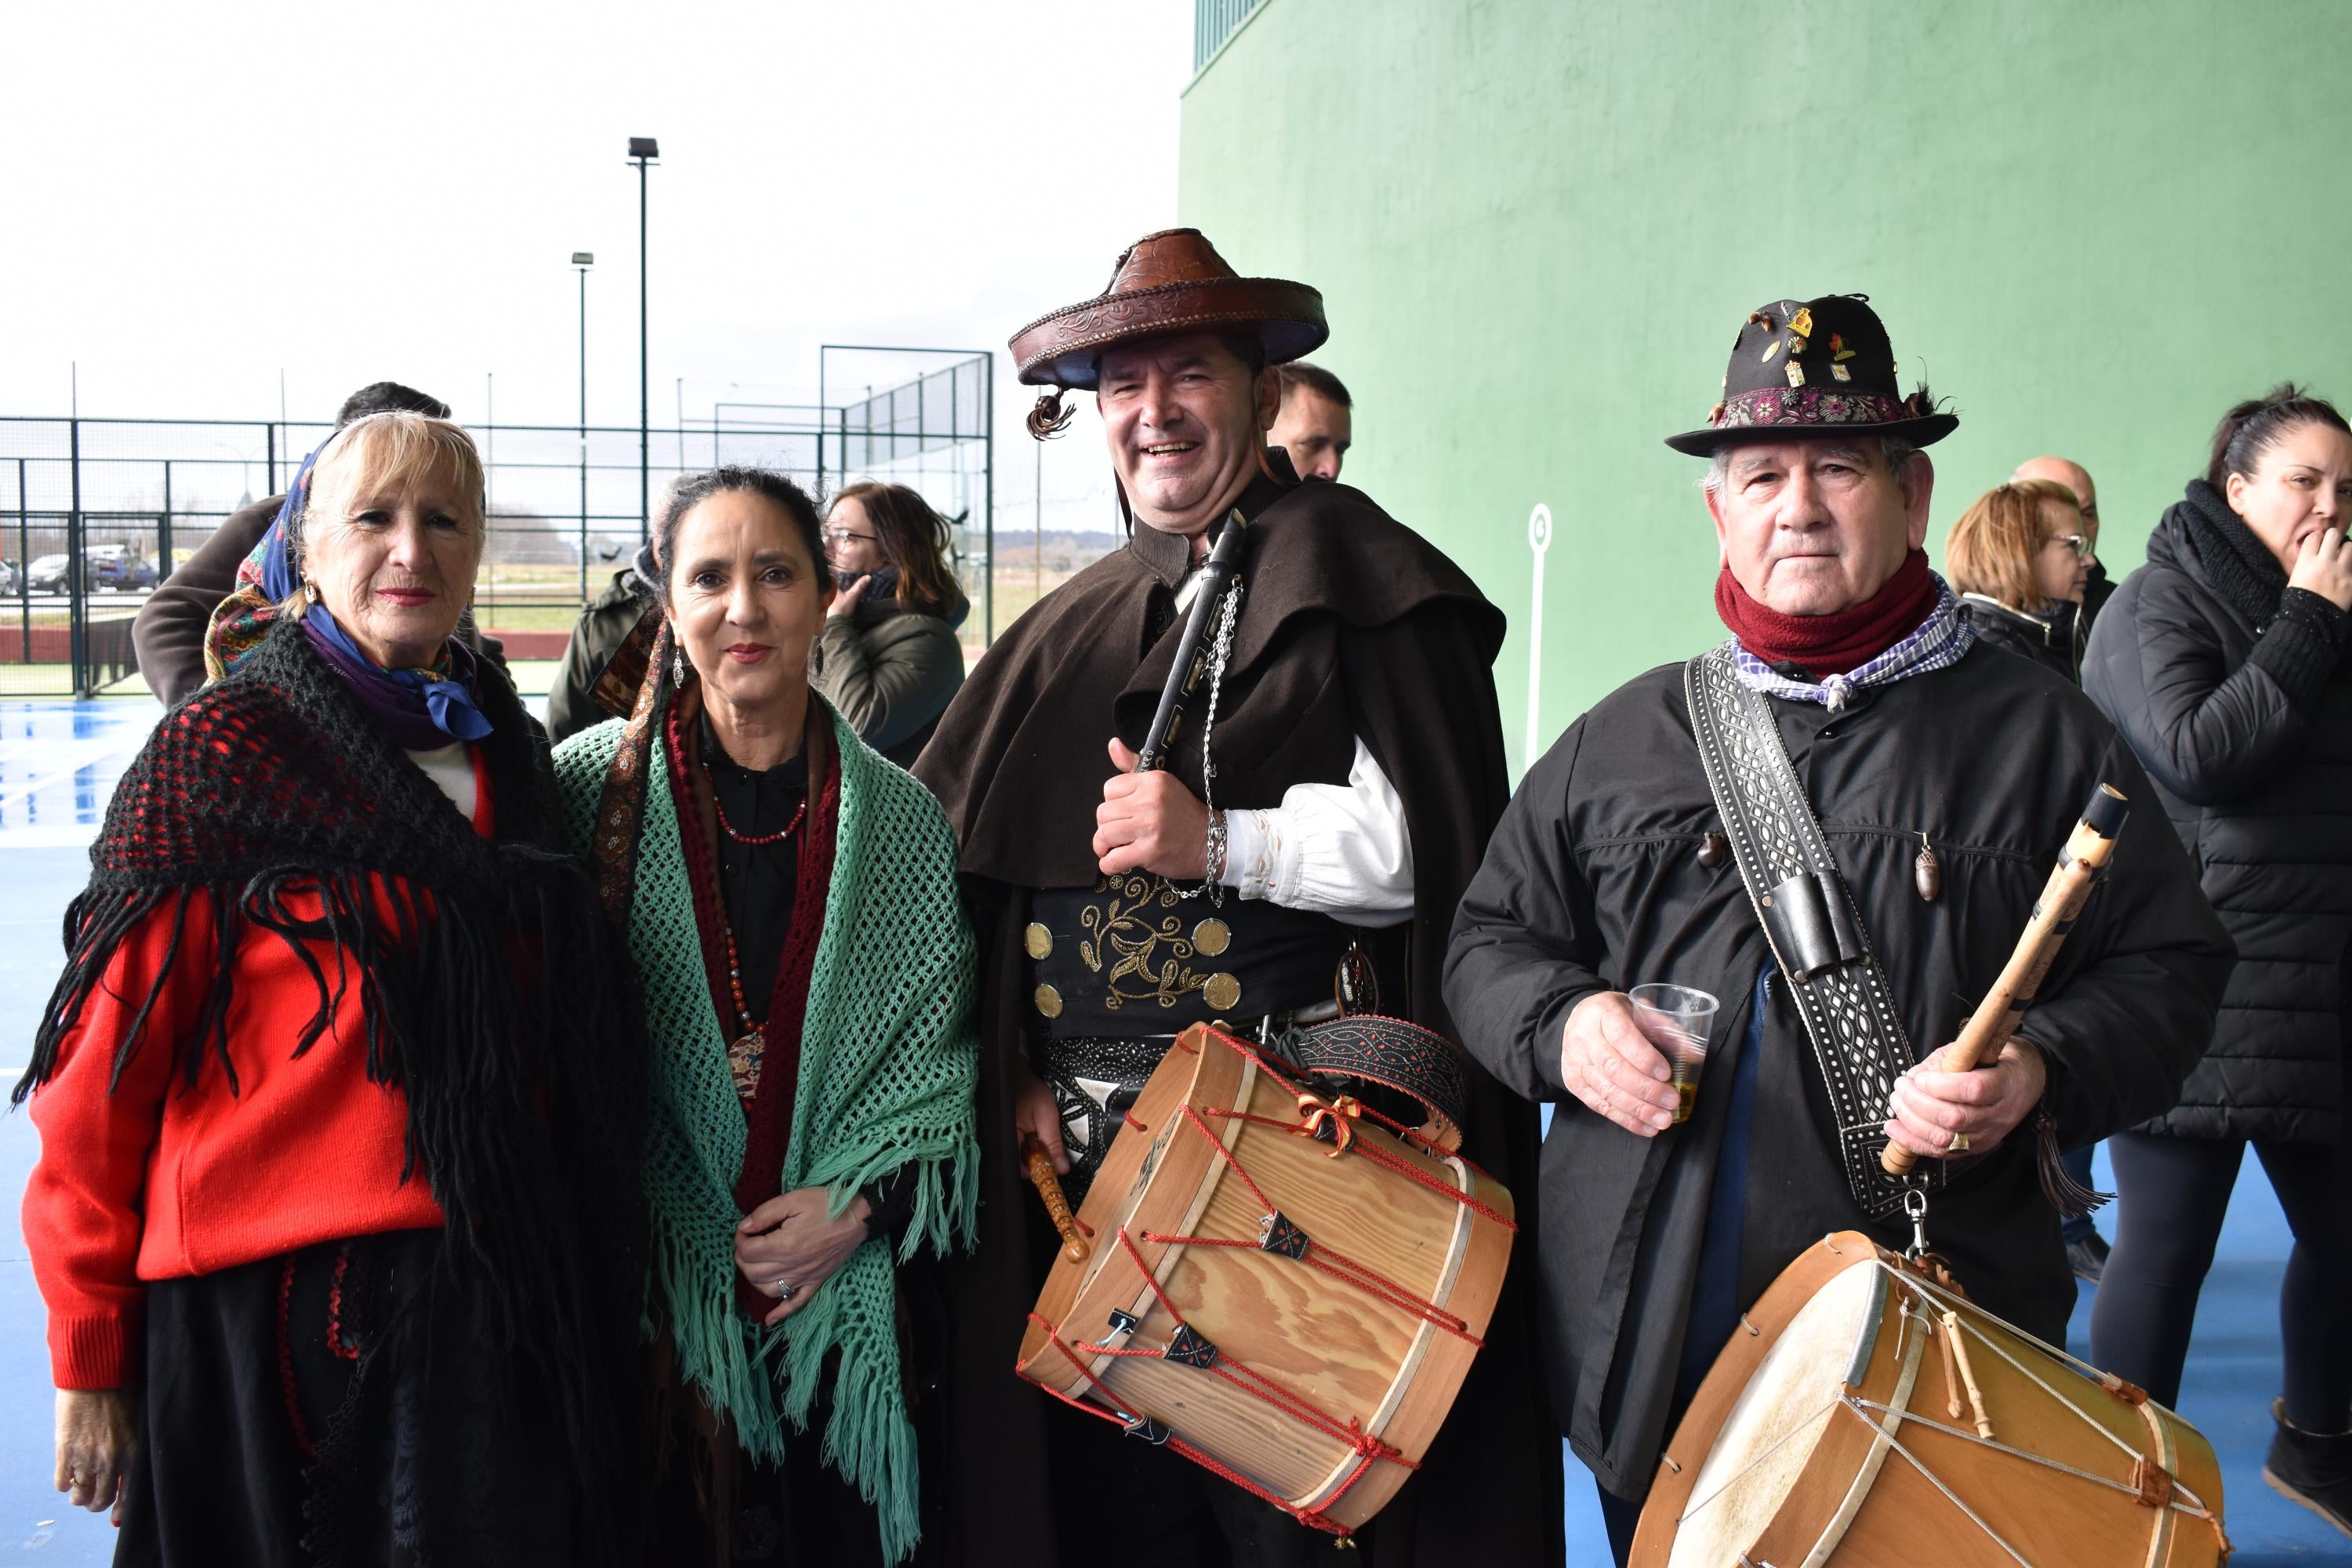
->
xmin=1171 ymin=563 xmax=1416 ymax=927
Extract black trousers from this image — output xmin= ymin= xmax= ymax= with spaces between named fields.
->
xmin=2089 ymin=1129 xmax=2352 ymax=1431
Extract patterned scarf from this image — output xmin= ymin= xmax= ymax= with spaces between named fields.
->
xmin=1726 ymin=570 xmax=1976 ymax=712
xmin=553 ymin=638 xmax=978 ymax=1566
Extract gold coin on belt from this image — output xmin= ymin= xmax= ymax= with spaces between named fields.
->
xmin=1192 ymin=918 xmax=1231 ymax=957
xmin=1203 ymin=973 xmax=1242 ymax=1012
xmin=1033 ymin=984 xmax=1063 ymax=1019
xmin=1024 ymin=922 xmax=1053 ymax=960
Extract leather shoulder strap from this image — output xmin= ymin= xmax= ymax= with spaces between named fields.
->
xmin=1684 ymin=644 xmax=1932 ymax=1218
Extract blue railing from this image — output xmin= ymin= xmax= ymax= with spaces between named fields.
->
xmin=1194 ymin=0 xmax=1263 ymax=73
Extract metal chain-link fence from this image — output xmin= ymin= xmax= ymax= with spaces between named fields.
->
xmin=0 ymin=354 xmax=995 ymax=699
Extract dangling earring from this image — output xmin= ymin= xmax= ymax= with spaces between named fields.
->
xmin=301 ymin=580 xmax=321 ymax=607
xmin=671 ymin=644 xmax=688 ymax=688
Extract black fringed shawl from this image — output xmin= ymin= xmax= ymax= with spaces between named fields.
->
xmin=16 ymin=618 xmax=650 ymax=1558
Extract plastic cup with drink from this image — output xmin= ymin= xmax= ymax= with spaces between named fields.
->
xmin=1628 ymin=983 xmax=1719 ymax=1126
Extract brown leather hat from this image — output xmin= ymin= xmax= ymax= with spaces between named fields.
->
xmin=1010 ymin=228 xmax=1327 ymax=390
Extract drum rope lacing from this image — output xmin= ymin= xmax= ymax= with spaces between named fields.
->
xmin=1022 ymin=1027 xmax=1513 ymax=1537
xmin=1672 ymin=1254 xmax=2228 ymax=1563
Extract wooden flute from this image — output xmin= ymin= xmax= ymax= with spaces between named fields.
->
xmin=1882 ymin=782 xmax=2130 ymax=1178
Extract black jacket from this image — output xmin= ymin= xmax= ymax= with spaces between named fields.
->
xmin=1444 ymin=644 xmax=2231 ymax=1501
xmin=2082 ymin=481 xmax=2352 ymax=1142
xmin=1958 ymin=593 xmax=2078 ymax=682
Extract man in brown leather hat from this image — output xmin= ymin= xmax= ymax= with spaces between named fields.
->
xmin=916 ymin=230 xmax=1559 ymax=1566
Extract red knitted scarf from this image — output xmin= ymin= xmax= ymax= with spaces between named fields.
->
xmin=1714 ymin=548 xmax=1936 ymax=677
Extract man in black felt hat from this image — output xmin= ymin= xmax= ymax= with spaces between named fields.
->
xmin=1443 ymin=294 xmax=2234 ymax=1561
xmin=916 ymin=230 xmax=1560 ymax=1566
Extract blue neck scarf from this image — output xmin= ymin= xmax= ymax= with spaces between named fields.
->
xmin=303 ymin=606 xmax=493 ymax=747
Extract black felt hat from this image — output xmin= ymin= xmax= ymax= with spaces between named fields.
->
xmin=1664 ymin=294 xmax=1957 ymax=456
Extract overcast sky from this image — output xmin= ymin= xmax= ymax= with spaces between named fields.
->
xmin=0 ymin=0 xmax=1193 ymax=532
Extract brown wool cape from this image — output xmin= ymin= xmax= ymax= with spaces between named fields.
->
xmin=913 ymin=466 xmax=1566 ymax=1566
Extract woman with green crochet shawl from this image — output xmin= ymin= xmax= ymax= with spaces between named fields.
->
xmin=553 ymin=466 xmax=979 ymax=1566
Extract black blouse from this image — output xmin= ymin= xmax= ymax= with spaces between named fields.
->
xmin=699 ymin=715 xmax=808 ymax=1012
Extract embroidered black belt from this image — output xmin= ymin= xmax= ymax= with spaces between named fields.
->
xmin=1023 ymin=875 xmax=1351 ymax=1037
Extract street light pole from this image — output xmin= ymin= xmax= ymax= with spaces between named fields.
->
xmin=573 ymin=252 xmax=594 ymax=604
xmin=628 ymin=136 xmax=659 ymax=541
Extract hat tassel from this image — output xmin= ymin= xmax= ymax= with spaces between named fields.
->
xmin=1026 ymin=388 xmax=1074 ymax=441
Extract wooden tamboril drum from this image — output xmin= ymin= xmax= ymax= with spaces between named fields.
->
xmin=1016 ymin=1022 xmax=1514 ymax=1536
xmin=1632 ymin=1232 xmax=2230 ymax=1566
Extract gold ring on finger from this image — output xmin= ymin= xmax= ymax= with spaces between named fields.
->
xmin=1945 ymin=1130 xmax=1969 ymax=1154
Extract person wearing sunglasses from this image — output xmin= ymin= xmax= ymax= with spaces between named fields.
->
xmin=814 ymin=483 xmax=969 ymax=768
xmin=1947 ymin=477 xmax=2093 ymax=681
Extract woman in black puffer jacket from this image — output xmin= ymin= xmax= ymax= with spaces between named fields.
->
xmin=2082 ymin=385 xmax=2352 ymax=1537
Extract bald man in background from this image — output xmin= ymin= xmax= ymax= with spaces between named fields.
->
xmin=2013 ymin=455 xmax=2111 ymax=634
xmin=2011 ymin=459 xmax=2115 ymax=1282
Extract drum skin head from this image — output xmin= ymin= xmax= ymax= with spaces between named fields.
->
xmin=1629 ymin=1232 xmax=2230 ymax=1568
xmin=1668 ymin=1263 xmax=1880 ymax=1567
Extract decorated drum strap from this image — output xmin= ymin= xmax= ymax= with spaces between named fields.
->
xmin=1684 ymin=645 xmax=1936 ymax=1219
xmin=1282 ymin=1014 xmax=1469 ymax=1153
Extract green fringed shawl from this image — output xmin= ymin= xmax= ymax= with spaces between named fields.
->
xmin=554 ymin=705 xmax=978 ymax=1564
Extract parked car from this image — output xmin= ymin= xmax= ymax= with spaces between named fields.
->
xmin=89 ymin=545 xmax=158 ymax=591
xmin=0 ymin=559 xmax=18 ymax=595
xmin=26 ymin=554 xmax=78 ymax=593
xmin=23 ymin=546 xmax=159 ymax=594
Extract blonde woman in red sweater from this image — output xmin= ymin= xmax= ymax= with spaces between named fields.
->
xmin=16 ymin=412 xmax=648 ymax=1566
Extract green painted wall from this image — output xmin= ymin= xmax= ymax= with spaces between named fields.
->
xmin=1180 ymin=0 xmax=2352 ymax=775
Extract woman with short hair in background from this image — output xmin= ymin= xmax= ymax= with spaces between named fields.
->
xmin=20 ymin=412 xmax=648 ymax=1564
xmin=1948 ymin=475 xmax=2092 ymax=680
xmin=2084 ymin=385 xmax=2352 ymax=1540
xmin=815 ymin=481 xmax=969 ymax=768
xmin=554 ymin=466 xmax=978 ymax=1566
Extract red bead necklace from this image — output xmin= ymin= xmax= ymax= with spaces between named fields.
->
xmin=705 ymin=765 xmax=807 ymax=1078
xmin=707 ymin=774 xmax=808 ymax=846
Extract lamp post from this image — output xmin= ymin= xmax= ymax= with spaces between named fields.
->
xmin=573 ymin=252 xmax=594 ymax=603
xmin=627 ymin=136 xmax=659 ymax=540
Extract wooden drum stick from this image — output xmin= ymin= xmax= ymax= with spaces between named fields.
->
xmin=1024 ymin=1138 xmax=1090 ymax=1263
xmin=1882 ymin=783 xmax=2130 ymax=1178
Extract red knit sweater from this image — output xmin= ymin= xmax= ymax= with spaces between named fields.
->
xmin=22 ymin=753 xmax=492 ymax=1390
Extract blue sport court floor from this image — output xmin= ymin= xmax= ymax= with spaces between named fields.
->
xmin=0 ymin=698 xmax=2345 ymax=1562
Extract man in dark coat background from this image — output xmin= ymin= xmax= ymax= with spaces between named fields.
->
xmin=916 ymin=229 xmax=1560 ymax=1566
xmin=1443 ymin=294 xmax=2234 ymax=1564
